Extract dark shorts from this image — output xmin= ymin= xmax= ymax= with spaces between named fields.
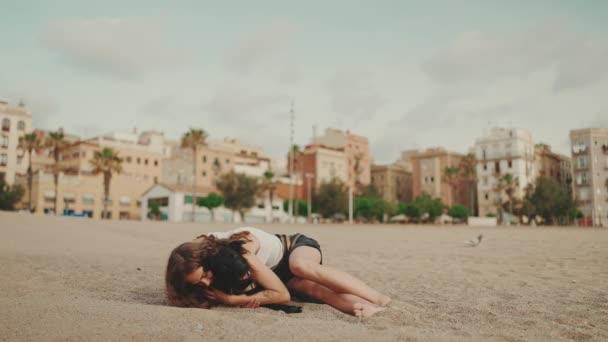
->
xmin=272 ymin=233 xmax=322 ymax=284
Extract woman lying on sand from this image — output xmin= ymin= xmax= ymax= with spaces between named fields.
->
xmin=165 ymin=227 xmax=390 ymax=317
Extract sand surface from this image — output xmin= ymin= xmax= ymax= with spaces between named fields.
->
xmin=1 ymin=211 xmax=607 ymax=341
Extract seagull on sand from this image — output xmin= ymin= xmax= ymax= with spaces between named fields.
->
xmin=464 ymin=234 xmax=483 ymax=247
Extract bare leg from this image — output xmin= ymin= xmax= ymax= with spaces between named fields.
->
xmin=287 ymin=277 xmax=384 ymax=317
xmin=289 ymin=246 xmax=391 ymax=306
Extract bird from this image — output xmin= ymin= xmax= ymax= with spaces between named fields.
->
xmin=464 ymin=234 xmax=483 ymax=247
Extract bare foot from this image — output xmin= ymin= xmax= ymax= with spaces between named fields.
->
xmin=353 ymin=303 xmax=385 ymax=318
xmin=376 ymin=294 xmax=391 ymax=307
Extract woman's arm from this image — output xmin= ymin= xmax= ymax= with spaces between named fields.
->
xmin=204 ymin=252 xmax=290 ymax=306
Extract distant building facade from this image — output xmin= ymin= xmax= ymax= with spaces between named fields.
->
xmin=314 ymin=128 xmax=371 ymax=190
xmin=475 ymin=128 xmax=536 ymax=217
xmin=293 ymin=144 xmax=348 ymax=200
xmin=569 ymin=128 xmax=608 ymax=227
xmin=0 ymin=100 xmax=32 ymax=184
xmin=534 ymin=143 xmax=572 ymax=191
xmin=407 ymin=147 xmax=468 ymax=207
xmin=16 ymin=130 xmax=165 ymax=220
xmin=371 ymin=163 xmax=413 ymax=203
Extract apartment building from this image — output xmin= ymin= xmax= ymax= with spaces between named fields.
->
xmin=475 ymin=128 xmax=536 ymax=217
xmin=570 ymin=128 xmax=608 ymax=227
xmin=16 ymin=130 xmax=165 ymax=220
xmin=535 ymin=143 xmax=572 ymax=191
xmin=371 ymin=163 xmax=413 ymax=203
xmin=292 ymin=144 xmax=348 ymax=200
xmin=406 ymin=147 xmax=468 ymax=207
xmin=314 ymin=128 xmax=371 ymax=190
xmin=0 ymin=100 xmax=32 ymax=184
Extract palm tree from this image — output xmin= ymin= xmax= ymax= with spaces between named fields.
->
xmin=181 ymin=129 xmax=208 ymax=222
xmin=18 ymin=132 xmax=43 ymax=212
xmin=459 ymin=153 xmax=478 ymax=216
xmin=261 ymin=169 xmax=279 ymax=222
xmin=443 ymin=166 xmax=460 ymax=207
xmin=44 ymin=131 xmax=67 ymax=215
xmin=90 ymin=147 xmax=123 ymax=219
xmin=501 ymin=173 xmax=519 ymax=218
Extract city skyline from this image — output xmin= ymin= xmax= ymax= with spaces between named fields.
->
xmin=1 ymin=1 xmax=607 ymax=163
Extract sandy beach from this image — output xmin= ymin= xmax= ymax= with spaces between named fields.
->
xmin=1 ymin=211 xmax=606 ymax=341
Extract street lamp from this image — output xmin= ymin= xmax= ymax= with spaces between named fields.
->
xmin=305 ymin=173 xmax=313 ymax=222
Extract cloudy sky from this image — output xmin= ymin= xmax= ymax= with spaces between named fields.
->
xmin=1 ymin=0 xmax=607 ymax=163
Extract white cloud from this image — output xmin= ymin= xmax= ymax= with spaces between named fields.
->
xmin=44 ymin=17 xmax=187 ymax=78
xmin=423 ymin=23 xmax=608 ymax=92
xmin=327 ymin=71 xmax=386 ymax=120
xmin=202 ymin=82 xmax=290 ymax=123
xmin=224 ymin=23 xmax=295 ymax=75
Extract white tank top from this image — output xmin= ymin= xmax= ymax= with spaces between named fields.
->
xmin=209 ymin=227 xmax=284 ymax=269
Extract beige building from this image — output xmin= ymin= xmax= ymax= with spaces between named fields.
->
xmin=314 ymin=128 xmax=371 ymax=191
xmin=371 ymin=163 xmax=412 ymax=203
xmin=534 ymin=143 xmax=572 ymax=191
xmin=570 ymin=128 xmax=608 ymax=227
xmin=406 ymin=147 xmax=468 ymax=208
xmin=0 ymin=100 xmax=32 ymax=184
xmin=162 ymin=143 xmax=236 ymax=191
xmin=293 ymin=144 xmax=348 ymax=200
xmin=16 ymin=131 xmax=165 ymax=220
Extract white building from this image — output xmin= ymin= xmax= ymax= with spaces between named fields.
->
xmin=475 ymin=128 xmax=536 ymax=217
xmin=140 ymin=183 xmax=288 ymax=223
xmin=0 ymin=100 xmax=32 ymax=184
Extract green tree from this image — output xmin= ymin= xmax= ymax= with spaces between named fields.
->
xmin=314 ymin=178 xmax=348 ymax=218
xmin=90 ymin=147 xmax=123 ymax=219
xmin=500 ymin=173 xmax=519 ymax=218
xmin=181 ymin=128 xmax=208 ymax=222
xmin=524 ymin=176 xmax=576 ymax=225
xmin=412 ymin=193 xmax=444 ymax=222
xmin=44 ymin=131 xmax=68 ymax=215
xmin=216 ymin=172 xmax=259 ymax=222
xmin=197 ymin=193 xmax=224 ymax=222
xmin=448 ymin=205 xmax=469 ymax=220
xmin=354 ymin=197 xmax=374 ymax=220
xmin=148 ymin=201 xmax=161 ymax=220
xmin=443 ymin=166 xmax=460 ymax=204
xmin=373 ymin=198 xmax=396 ymax=222
xmin=260 ymin=170 xmax=279 ymax=221
xmin=0 ymin=180 xmax=24 ymax=211
xmin=18 ymin=132 xmax=43 ymax=211
xmin=402 ymin=203 xmax=421 ymax=222
xmin=459 ymin=153 xmax=478 ymax=216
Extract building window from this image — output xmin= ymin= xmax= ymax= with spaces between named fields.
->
xmin=1 ymin=135 xmax=8 ymax=148
xmin=508 ymin=160 xmax=512 ymax=168
xmin=17 ymin=156 xmax=23 ymax=165
xmin=81 ymin=151 xmax=86 ymax=158
xmin=137 ymin=157 xmax=141 ymax=164
xmin=144 ymin=159 xmax=149 ymax=165
xmin=17 ymin=121 xmax=25 ymax=131
xmin=578 ymin=156 xmax=586 ymax=169
xmin=1 ymin=118 xmax=9 ymax=132
xmin=126 ymin=156 xmax=132 ymax=163
xmin=82 ymin=196 xmax=95 ymax=205
xmin=483 ymin=163 xmax=487 ymax=171
xmin=430 ymin=176 xmax=434 ymax=182
xmin=485 ymin=193 xmax=489 ymax=200
xmin=225 ymin=159 xmax=230 ymax=165
xmin=154 ymin=160 xmax=158 ymax=166
xmin=184 ymin=195 xmax=193 ymax=204
xmin=202 ymin=171 xmax=207 ymax=177
xmin=495 ymin=161 xmax=500 ymax=174
xmin=0 ymin=154 xmax=7 ymax=166
xmin=202 ymin=155 xmax=207 ymax=163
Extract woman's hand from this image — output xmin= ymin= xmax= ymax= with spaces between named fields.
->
xmin=203 ymin=288 xmax=236 ymax=305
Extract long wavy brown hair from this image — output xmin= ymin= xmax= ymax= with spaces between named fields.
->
xmin=165 ymin=231 xmax=251 ymax=308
